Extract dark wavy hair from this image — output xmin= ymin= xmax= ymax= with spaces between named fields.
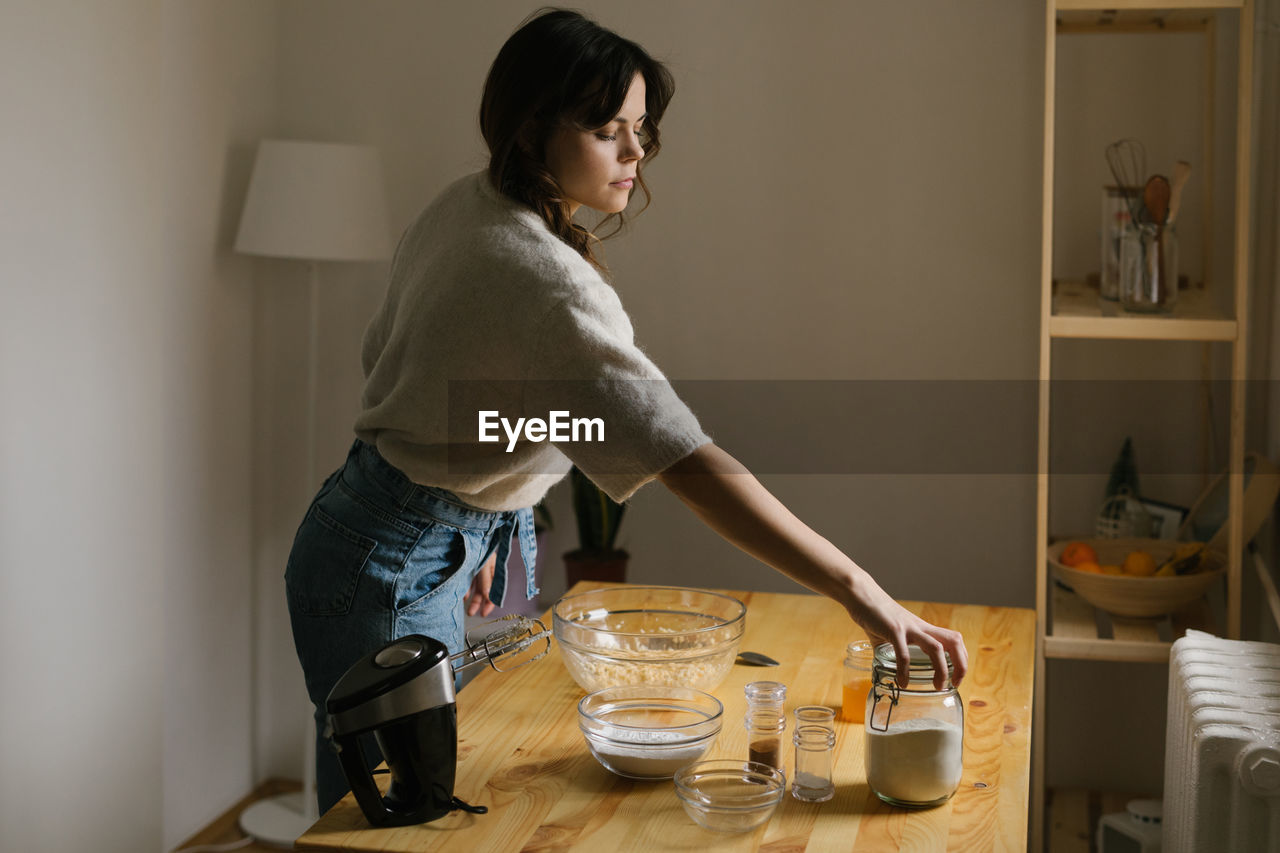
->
xmin=480 ymin=8 xmax=674 ymax=268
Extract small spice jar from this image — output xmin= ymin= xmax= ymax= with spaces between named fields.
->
xmin=841 ymin=641 xmax=874 ymax=723
xmin=792 ymin=706 xmax=836 ymax=803
xmin=864 ymin=644 xmax=964 ymax=808
xmin=744 ymin=681 xmax=787 ymax=776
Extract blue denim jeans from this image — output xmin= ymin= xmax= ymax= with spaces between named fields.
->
xmin=285 ymin=439 xmax=538 ymax=813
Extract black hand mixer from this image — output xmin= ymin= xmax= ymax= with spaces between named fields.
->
xmin=324 ymin=615 xmax=551 ymax=827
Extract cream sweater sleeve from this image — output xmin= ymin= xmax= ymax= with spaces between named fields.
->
xmin=524 ymin=286 xmax=711 ymax=504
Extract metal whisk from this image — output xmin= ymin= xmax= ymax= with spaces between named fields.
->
xmin=1104 ymin=138 xmax=1147 ymax=223
xmin=449 ymin=614 xmax=551 ymax=674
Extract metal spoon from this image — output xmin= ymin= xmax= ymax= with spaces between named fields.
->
xmin=736 ymin=650 xmax=780 ymax=667
xmin=1143 ymin=174 xmax=1172 ymax=297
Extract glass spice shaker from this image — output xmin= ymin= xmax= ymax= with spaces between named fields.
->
xmin=792 ymin=706 xmax=836 ymax=802
xmin=744 ymin=681 xmax=787 ymax=776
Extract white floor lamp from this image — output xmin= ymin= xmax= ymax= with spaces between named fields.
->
xmin=233 ymin=139 xmax=391 ymax=847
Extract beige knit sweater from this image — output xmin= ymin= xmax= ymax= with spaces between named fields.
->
xmin=354 ymin=171 xmax=709 ymax=511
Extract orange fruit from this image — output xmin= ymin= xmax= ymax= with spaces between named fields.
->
xmin=1122 ymin=550 xmax=1158 ymax=577
xmin=1061 ymin=542 xmax=1098 ymax=567
xmin=1073 ymin=561 xmax=1103 ymax=574
xmin=1100 ymin=564 xmax=1125 ymax=575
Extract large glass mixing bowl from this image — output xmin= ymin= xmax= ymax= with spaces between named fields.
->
xmin=552 ymin=586 xmax=746 ymax=693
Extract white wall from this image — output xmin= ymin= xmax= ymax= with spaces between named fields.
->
xmin=0 ymin=2 xmax=274 ymax=851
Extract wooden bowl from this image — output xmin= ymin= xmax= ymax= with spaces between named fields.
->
xmin=1047 ymin=537 xmax=1225 ymax=619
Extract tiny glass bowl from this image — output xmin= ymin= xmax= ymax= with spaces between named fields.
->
xmin=674 ymin=760 xmax=785 ymax=833
xmin=578 ymin=686 xmax=723 ymax=780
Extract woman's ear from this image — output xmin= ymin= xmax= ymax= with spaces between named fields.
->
xmin=516 ymin=120 xmax=540 ymax=158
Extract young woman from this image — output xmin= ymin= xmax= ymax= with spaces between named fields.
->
xmin=286 ymin=8 xmax=968 ymax=813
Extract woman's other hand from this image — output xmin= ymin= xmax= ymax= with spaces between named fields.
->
xmin=465 ymin=551 xmax=498 ymax=617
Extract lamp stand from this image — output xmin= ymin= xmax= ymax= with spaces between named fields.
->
xmin=239 ymin=261 xmax=322 ymax=847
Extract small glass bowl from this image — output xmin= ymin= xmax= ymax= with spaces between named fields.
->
xmin=674 ymin=760 xmax=785 ymax=832
xmin=578 ymin=686 xmax=723 ymax=780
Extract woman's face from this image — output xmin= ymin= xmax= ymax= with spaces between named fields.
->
xmin=545 ymin=73 xmax=647 ymax=218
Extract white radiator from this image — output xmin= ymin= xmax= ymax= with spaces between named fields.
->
xmin=1163 ymin=630 xmax=1280 ymax=851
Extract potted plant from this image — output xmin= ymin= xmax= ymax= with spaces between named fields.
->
xmin=563 ymin=466 xmax=628 ymax=587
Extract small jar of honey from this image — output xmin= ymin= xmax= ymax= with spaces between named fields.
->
xmin=841 ymin=641 xmax=874 ymax=723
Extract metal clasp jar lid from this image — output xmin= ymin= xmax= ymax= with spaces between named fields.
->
xmin=868 ymin=644 xmax=956 ymax=732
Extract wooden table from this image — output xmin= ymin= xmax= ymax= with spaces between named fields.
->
xmin=297 ymin=584 xmax=1035 ymax=852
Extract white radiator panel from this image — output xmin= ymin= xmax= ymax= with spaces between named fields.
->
xmin=1164 ymin=630 xmax=1280 ymax=852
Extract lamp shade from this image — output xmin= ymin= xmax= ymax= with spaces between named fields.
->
xmin=234 ymin=139 xmax=392 ymax=262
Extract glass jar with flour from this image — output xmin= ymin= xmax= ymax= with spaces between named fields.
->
xmin=864 ymin=644 xmax=964 ymax=808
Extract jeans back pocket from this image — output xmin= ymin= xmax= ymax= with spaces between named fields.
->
xmin=286 ymin=506 xmax=377 ymax=617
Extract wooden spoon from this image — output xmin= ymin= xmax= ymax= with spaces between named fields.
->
xmin=1143 ymin=174 xmax=1171 ymax=227
xmin=1167 ymin=160 xmax=1192 ymax=226
xmin=1143 ymin=175 xmax=1172 ymax=301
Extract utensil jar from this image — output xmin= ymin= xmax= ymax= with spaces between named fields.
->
xmin=1120 ymin=222 xmax=1178 ymax=314
xmin=1100 ymin=186 xmax=1139 ymax=302
xmin=865 ymin=644 xmax=964 ymax=808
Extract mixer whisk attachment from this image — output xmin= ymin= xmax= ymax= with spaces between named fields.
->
xmin=450 ymin=614 xmax=552 ymax=674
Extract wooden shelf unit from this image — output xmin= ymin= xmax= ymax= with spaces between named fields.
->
xmin=1051 ymin=281 xmax=1237 ymax=340
xmin=1031 ymin=1 xmax=1255 ymax=850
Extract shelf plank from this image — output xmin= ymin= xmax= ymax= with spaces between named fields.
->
xmin=1049 ymin=281 xmax=1236 ymax=341
xmin=1057 ymin=10 xmax=1213 ymax=33
xmin=1045 ymin=634 xmax=1172 ymax=661
xmin=1056 ymin=0 xmax=1241 ymax=11
xmin=1108 ymin=614 xmax=1167 ymax=644
xmin=1046 ymin=584 xmax=1214 ymax=662
xmin=1050 ymin=582 xmax=1101 ymax=640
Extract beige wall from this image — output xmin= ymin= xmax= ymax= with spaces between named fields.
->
xmin=0 ymin=1 xmax=273 ymax=850
xmin=160 ymin=2 xmax=277 ymax=847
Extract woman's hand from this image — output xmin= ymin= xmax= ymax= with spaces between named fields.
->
xmin=658 ymin=442 xmax=968 ymax=690
xmin=464 ymin=551 xmax=498 ymax=617
xmin=844 ymin=569 xmax=968 ymax=690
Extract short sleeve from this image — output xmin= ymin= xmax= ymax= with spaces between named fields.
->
xmin=524 ymin=291 xmax=711 ymax=503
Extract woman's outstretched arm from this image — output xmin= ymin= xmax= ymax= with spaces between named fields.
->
xmin=658 ymin=442 xmax=967 ymax=689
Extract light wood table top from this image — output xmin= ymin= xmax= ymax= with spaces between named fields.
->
xmin=297 ymin=584 xmax=1035 ymax=852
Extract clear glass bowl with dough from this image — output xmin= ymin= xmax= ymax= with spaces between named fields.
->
xmin=552 ymin=586 xmax=746 ymax=692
